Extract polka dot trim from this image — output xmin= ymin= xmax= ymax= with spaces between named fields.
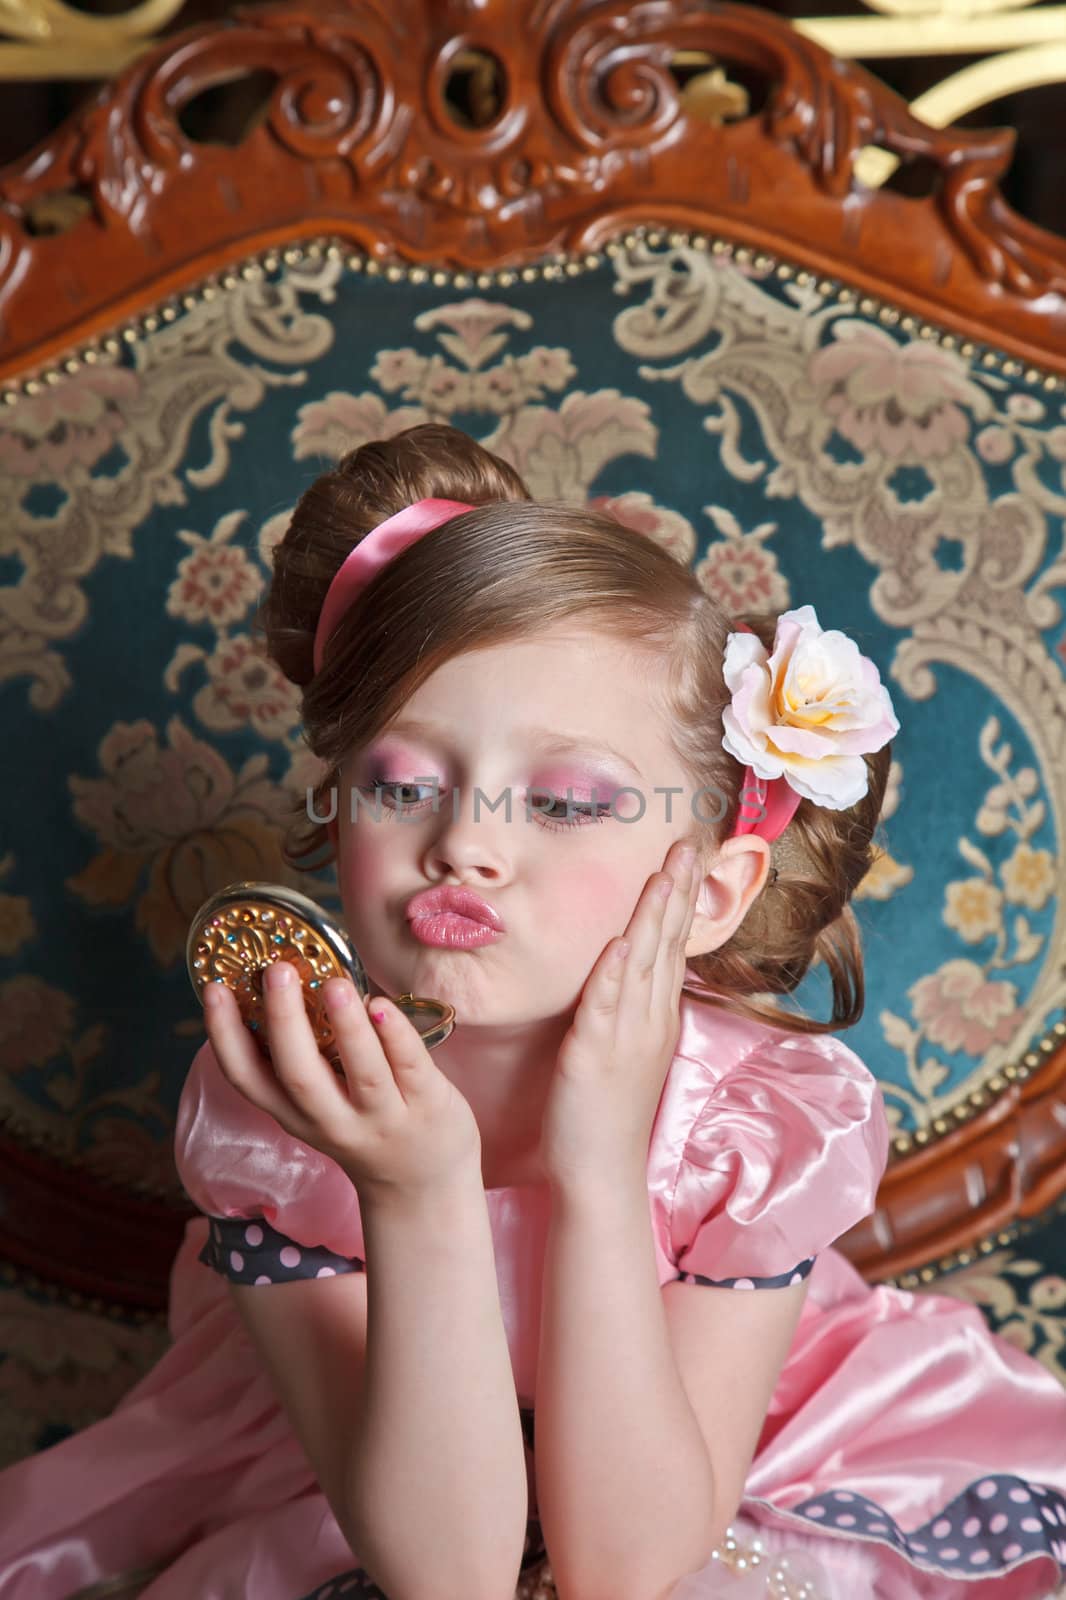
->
xmin=287 ymin=1427 xmax=1066 ymax=1595
xmin=198 ymin=1214 xmax=365 ymax=1286
xmin=786 ymin=1474 xmax=1066 ymax=1578
xmin=675 ymin=1255 xmax=816 ymax=1289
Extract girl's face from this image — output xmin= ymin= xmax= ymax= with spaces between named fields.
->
xmin=334 ymin=625 xmax=711 ymax=1028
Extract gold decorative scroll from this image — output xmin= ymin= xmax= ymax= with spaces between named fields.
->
xmin=850 ymin=42 xmax=1066 ymax=186
xmin=795 ymin=0 xmax=1066 ymax=188
xmin=797 ymin=3 xmax=1066 ymax=59
xmin=0 ymin=0 xmax=186 ymax=78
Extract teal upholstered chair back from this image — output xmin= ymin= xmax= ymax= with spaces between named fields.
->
xmin=1 ymin=0 xmax=1065 ymax=1329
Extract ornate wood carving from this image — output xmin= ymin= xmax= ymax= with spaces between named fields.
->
xmin=839 ymin=1032 xmax=1066 ymax=1283
xmin=1 ymin=0 xmax=1065 ymax=380
xmin=1 ymin=0 xmax=1065 ymax=1312
xmin=0 ymin=1129 xmax=187 ymax=1310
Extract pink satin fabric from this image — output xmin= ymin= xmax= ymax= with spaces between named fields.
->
xmin=1 ymin=990 xmax=1064 ymax=1599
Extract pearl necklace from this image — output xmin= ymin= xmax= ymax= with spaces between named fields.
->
xmin=707 ymin=1525 xmax=822 ymax=1598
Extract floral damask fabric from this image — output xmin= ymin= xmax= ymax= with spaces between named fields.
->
xmin=1 ymin=237 xmax=1064 ymax=1192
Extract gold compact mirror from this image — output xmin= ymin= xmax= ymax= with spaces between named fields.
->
xmin=186 ymin=882 xmax=456 ymax=1068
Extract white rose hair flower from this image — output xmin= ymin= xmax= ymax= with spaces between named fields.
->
xmin=721 ymin=604 xmax=900 ymax=810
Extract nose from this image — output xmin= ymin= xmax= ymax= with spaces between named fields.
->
xmin=421 ymin=782 xmax=514 ymax=883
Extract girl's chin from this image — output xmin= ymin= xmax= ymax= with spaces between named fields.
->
xmin=362 ymin=961 xmax=485 ymax=1005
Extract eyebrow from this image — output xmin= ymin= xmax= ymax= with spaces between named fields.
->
xmin=382 ymin=718 xmax=645 ymax=782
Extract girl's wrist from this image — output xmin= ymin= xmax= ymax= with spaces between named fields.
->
xmin=353 ymin=1161 xmax=488 ymax=1222
xmin=547 ymin=1162 xmax=648 ymax=1213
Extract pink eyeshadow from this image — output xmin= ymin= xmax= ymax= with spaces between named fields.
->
xmin=359 ymin=740 xmax=439 ymax=777
xmin=359 ymin=746 xmax=629 ymax=801
xmin=537 ymin=770 xmax=623 ymax=803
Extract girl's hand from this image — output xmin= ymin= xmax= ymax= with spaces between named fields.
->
xmin=202 ymin=963 xmax=483 ymax=1199
xmin=538 ymin=838 xmax=702 ymax=1192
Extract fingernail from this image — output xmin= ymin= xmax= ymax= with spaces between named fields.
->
xmin=679 ymin=846 xmax=697 ymax=869
xmin=204 ymin=983 xmax=225 ymax=1009
xmin=370 ymin=1008 xmax=387 ymax=1023
xmin=267 ymin=961 xmax=293 ymax=989
xmin=657 ymin=879 xmax=673 ymax=901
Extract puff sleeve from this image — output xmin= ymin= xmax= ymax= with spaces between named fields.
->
xmin=174 ymin=1039 xmax=367 ymax=1288
xmin=667 ymin=1029 xmax=889 ymax=1290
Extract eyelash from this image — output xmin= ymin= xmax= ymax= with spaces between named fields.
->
xmin=358 ymin=781 xmax=612 ymax=832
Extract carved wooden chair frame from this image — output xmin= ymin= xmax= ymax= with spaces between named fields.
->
xmin=1 ymin=0 xmax=1065 ymax=1318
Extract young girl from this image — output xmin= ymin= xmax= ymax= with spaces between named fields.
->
xmin=1 ymin=423 xmax=1065 ymax=1600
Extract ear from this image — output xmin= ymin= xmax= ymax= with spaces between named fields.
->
xmin=685 ymin=836 xmax=772 ymax=958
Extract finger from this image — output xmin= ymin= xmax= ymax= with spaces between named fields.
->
xmin=629 ymin=872 xmax=674 ymax=974
xmin=260 ymin=959 xmax=353 ymax=1119
xmin=654 ymin=843 xmax=699 ymax=1010
xmin=615 ymin=873 xmax=672 ymax=1038
xmin=681 ymin=847 xmax=702 ymax=972
xmin=202 ymin=979 xmax=310 ymax=1132
xmin=362 ymin=995 xmax=437 ymax=1103
xmin=660 ymin=844 xmax=697 ymax=953
xmin=578 ymin=937 xmax=630 ymax=1023
xmin=559 ymin=937 xmax=628 ymax=1071
xmin=323 ymin=980 xmax=404 ymax=1112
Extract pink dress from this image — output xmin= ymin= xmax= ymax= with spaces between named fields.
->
xmin=1 ymin=993 xmax=1065 ymax=1600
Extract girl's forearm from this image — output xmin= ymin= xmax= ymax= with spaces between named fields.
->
xmin=349 ymin=1170 xmax=529 ymax=1600
xmin=535 ymin=1176 xmax=718 ymax=1600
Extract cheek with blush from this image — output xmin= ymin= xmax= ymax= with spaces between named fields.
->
xmin=551 ymin=860 xmax=637 ymax=970
xmin=336 ymin=832 xmax=392 ymax=930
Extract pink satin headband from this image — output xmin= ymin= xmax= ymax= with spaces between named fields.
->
xmin=310 ymin=497 xmax=891 ymax=845
xmin=312 ymin=498 xmax=476 ymax=674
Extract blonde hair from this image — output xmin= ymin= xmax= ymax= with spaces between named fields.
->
xmin=258 ymin=423 xmax=891 ymax=1035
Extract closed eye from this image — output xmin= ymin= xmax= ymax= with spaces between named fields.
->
xmin=530 ymin=792 xmax=613 ymax=831
xmin=359 ymin=781 xmax=438 ymax=811
xmin=357 ymin=781 xmax=612 ymax=831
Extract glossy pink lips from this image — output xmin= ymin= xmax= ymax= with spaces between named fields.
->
xmin=405 ymin=887 xmax=504 ymax=949
xmin=408 ymin=914 xmax=502 ymax=948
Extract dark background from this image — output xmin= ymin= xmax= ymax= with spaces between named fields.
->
xmin=0 ymin=0 xmax=1063 ymax=238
